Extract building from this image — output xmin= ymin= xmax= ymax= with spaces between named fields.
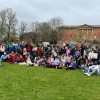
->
xmin=58 ymin=24 xmax=100 ymax=42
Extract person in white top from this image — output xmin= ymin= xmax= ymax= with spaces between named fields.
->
xmin=61 ymin=54 xmax=67 ymax=66
xmin=88 ymin=49 xmax=94 ymax=60
xmin=85 ymin=63 xmax=100 ymax=76
xmin=88 ymin=49 xmax=98 ymax=60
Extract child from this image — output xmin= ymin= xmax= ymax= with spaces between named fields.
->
xmin=33 ymin=57 xmax=39 ymax=67
xmin=52 ymin=56 xmax=61 ymax=69
xmin=65 ymin=53 xmax=71 ymax=68
xmin=0 ymin=52 xmax=8 ymax=62
xmin=26 ymin=53 xmax=33 ymax=66
xmin=68 ymin=57 xmax=76 ymax=69
xmin=46 ymin=56 xmax=52 ymax=68
xmin=61 ymin=54 xmax=67 ymax=67
xmin=84 ymin=59 xmax=93 ymax=73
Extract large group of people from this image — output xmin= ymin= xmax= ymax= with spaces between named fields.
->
xmin=0 ymin=41 xmax=100 ymax=76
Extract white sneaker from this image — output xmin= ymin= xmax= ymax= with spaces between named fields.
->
xmin=86 ymin=73 xmax=91 ymax=76
xmin=84 ymin=73 xmax=87 ymax=75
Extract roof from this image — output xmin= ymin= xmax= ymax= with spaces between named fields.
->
xmin=92 ymin=25 xmax=100 ymax=27
xmin=59 ymin=24 xmax=100 ymax=29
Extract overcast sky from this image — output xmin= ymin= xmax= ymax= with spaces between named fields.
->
xmin=0 ymin=0 xmax=100 ymax=25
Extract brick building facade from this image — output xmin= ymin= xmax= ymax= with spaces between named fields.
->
xmin=58 ymin=24 xmax=100 ymax=42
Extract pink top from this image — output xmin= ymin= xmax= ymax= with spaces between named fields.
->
xmin=67 ymin=56 xmax=71 ymax=63
xmin=47 ymin=59 xmax=52 ymax=64
xmin=33 ymin=47 xmax=37 ymax=51
xmin=66 ymin=48 xmax=70 ymax=56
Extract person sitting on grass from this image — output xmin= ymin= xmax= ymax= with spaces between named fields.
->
xmin=25 ymin=53 xmax=33 ymax=66
xmin=19 ymin=53 xmax=33 ymax=66
xmin=15 ymin=53 xmax=25 ymax=63
xmin=51 ymin=56 xmax=61 ymax=69
xmin=67 ymin=57 xmax=76 ymax=69
xmin=46 ymin=56 xmax=52 ymax=68
xmin=8 ymin=51 xmax=17 ymax=63
xmin=37 ymin=57 xmax=43 ymax=66
xmin=84 ymin=59 xmax=93 ymax=73
xmin=0 ymin=52 xmax=8 ymax=62
xmin=84 ymin=62 xmax=100 ymax=76
xmin=39 ymin=57 xmax=47 ymax=67
xmin=65 ymin=53 xmax=71 ymax=69
xmin=78 ymin=56 xmax=87 ymax=71
xmin=61 ymin=54 xmax=67 ymax=67
xmin=33 ymin=57 xmax=40 ymax=67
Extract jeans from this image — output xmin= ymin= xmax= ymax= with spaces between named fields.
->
xmin=0 ymin=63 xmax=4 ymax=66
xmin=85 ymin=65 xmax=100 ymax=75
xmin=84 ymin=67 xmax=90 ymax=73
xmin=90 ymin=68 xmax=100 ymax=75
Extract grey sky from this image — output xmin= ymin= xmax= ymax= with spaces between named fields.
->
xmin=0 ymin=0 xmax=100 ymax=25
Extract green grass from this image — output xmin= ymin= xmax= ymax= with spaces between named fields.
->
xmin=0 ymin=63 xmax=100 ymax=100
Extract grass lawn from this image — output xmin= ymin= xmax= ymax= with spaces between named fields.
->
xmin=0 ymin=63 xmax=100 ymax=100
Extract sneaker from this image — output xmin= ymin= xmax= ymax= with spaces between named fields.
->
xmin=84 ymin=73 xmax=87 ymax=75
xmin=14 ymin=62 xmax=17 ymax=64
xmin=86 ymin=73 xmax=91 ymax=76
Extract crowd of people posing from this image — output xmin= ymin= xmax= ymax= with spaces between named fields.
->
xmin=0 ymin=41 xmax=100 ymax=76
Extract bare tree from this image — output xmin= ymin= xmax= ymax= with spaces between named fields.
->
xmin=37 ymin=22 xmax=51 ymax=42
xmin=0 ymin=9 xmax=6 ymax=40
xmin=49 ymin=17 xmax=63 ymax=43
xmin=5 ymin=8 xmax=17 ymax=41
xmin=18 ymin=21 xmax=28 ymax=41
xmin=28 ymin=21 xmax=39 ymax=43
xmin=49 ymin=17 xmax=63 ymax=31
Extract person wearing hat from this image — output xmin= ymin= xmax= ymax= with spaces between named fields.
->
xmin=0 ymin=52 xmax=8 ymax=62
